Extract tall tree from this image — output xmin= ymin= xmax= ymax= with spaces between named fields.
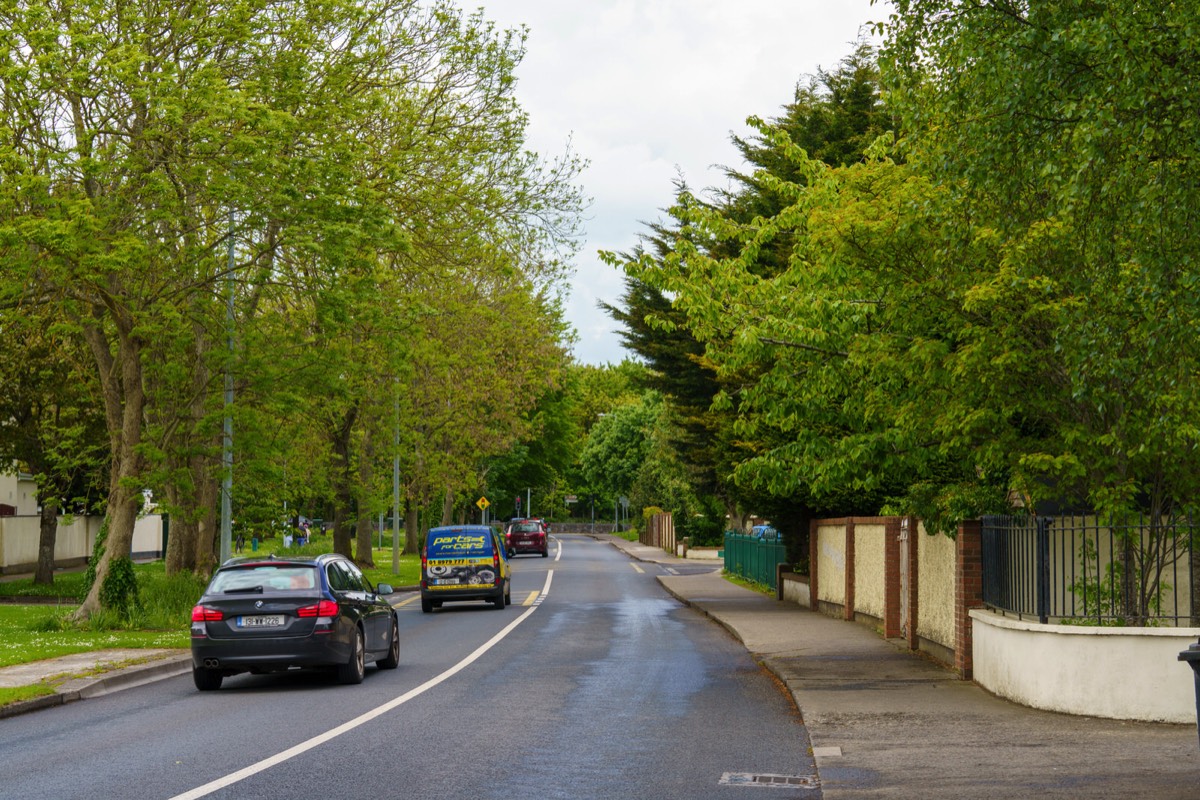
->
xmin=0 ymin=0 xmax=582 ymax=617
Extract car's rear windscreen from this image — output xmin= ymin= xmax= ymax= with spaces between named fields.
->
xmin=209 ymin=565 xmax=318 ymax=593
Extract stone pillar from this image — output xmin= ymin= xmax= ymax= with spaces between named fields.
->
xmin=884 ymin=517 xmax=902 ymax=639
xmin=844 ymin=519 xmax=856 ymax=621
xmin=955 ymin=519 xmax=985 ymax=680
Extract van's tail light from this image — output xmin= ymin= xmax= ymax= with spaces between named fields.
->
xmin=493 ymin=552 xmax=501 ymax=583
xmin=191 ymin=605 xmax=224 ymax=622
xmin=297 ymin=600 xmax=339 ymax=618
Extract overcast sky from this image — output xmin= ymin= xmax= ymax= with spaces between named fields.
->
xmin=475 ymin=1 xmax=890 ymax=365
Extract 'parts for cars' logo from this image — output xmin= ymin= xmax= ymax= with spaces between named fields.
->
xmin=429 ymin=535 xmax=487 ymax=551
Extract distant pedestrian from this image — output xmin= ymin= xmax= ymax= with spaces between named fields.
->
xmin=235 ymin=532 xmax=245 ymax=553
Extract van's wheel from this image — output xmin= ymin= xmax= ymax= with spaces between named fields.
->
xmin=193 ymin=666 xmax=222 ymax=691
xmin=378 ymin=617 xmax=400 ymax=670
xmin=337 ymin=627 xmax=366 ymax=684
xmin=421 ymin=597 xmax=433 ymax=613
xmin=492 ymin=589 xmax=505 ymax=609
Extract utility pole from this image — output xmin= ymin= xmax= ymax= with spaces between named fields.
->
xmin=392 ymin=379 xmax=400 ymax=575
xmin=219 ymin=215 xmax=235 ymax=566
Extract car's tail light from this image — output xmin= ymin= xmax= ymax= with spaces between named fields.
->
xmin=297 ymin=600 xmax=339 ymax=618
xmin=191 ymin=605 xmax=224 ymax=622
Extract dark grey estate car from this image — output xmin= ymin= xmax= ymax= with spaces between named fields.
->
xmin=190 ymin=553 xmax=398 ymax=690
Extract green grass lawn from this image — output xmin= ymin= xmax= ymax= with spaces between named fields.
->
xmin=0 ymin=684 xmax=56 ymax=708
xmin=0 ymin=604 xmax=189 ymax=668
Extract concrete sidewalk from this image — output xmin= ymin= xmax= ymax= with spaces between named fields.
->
xmin=604 ymin=534 xmax=1200 ymax=799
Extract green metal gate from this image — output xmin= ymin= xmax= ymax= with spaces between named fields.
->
xmin=723 ymin=532 xmax=788 ymax=591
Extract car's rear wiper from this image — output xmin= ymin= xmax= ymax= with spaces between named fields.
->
xmin=223 ymin=585 xmax=264 ymax=594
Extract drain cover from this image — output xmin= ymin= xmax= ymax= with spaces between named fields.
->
xmin=719 ymin=772 xmax=821 ymax=790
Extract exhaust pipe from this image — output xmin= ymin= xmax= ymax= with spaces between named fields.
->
xmin=204 ymin=658 xmax=220 ymax=668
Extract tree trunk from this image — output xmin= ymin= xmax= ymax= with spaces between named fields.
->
xmin=440 ymin=486 xmax=454 ymax=526
xmin=34 ymin=495 xmax=59 ymax=585
xmin=163 ymin=482 xmax=192 ymax=574
xmin=74 ymin=478 xmax=142 ymax=621
xmin=192 ymin=468 xmax=219 ymax=575
xmin=354 ymin=426 xmax=375 ymax=568
xmin=74 ymin=316 xmax=146 ymax=621
xmin=405 ymin=499 xmax=420 ymax=554
xmin=329 ymin=406 xmax=358 ymax=559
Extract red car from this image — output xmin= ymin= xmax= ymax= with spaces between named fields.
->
xmin=506 ymin=519 xmax=549 ymax=557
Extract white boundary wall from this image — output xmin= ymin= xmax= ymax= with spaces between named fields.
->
xmin=971 ymin=609 xmax=1200 ymax=723
xmin=0 ymin=514 xmax=164 ymax=571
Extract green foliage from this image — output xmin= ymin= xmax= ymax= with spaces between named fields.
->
xmin=83 ymin=521 xmax=109 ymax=597
xmin=579 ymin=393 xmax=662 ymax=500
xmin=604 ymin=10 xmax=1200 ymax=542
xmin=98 ymin=557 xmax=140 ymax=619
xmin=640 ymin=506 xmax=666 ymax=533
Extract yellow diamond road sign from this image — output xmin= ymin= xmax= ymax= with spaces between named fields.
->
xmin=476 ymin=496 xmax=490 ymax=510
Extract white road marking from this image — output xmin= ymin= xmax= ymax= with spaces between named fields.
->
xmin=630 ymin=563 xmax=645 ymax=574
xmin=171 ymin=570 xmax=555 ymax=800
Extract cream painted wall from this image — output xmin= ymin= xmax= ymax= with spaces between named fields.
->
xmin=782 ymin=575 xmax=811 ymax=608
xmin=816 ymin=523 xmax=847 ymax=605
xmin=916 ymin=522 xmax=956 ymax=650
xmin=0 ymin=470 xmax=39 ymax=515
xmin=0 ymin=514 xmax=164 ymax=569
xmin=853 ymin=523 xmax=886 ymax=619
xmin=971 ymin=610 xmax=1200 ymax=723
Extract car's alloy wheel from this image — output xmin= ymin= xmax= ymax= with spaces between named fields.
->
xmin=378 ymin=618 xmax=400 ymax=670
xmin=193 ymin=666 xmax=222 ymax=692
xmin=337 ymin=627 xmax=366 ymax=684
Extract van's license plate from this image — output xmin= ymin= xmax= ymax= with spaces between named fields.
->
xmin=237 ymin=615 xmax=284 ymax=628
xmin=432 ymin=579 xmax=461 ymax=586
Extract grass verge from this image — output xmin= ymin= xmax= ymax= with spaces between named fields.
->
xmin=0 ymin=605 xmax=188 ymax=668
xmin=0 ymin=684 xmax=56 ymax=708
xmin=723 ymin=572 xmax=774 ymax=597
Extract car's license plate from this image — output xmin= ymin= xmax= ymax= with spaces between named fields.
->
xmin=237 ymin=615 xmax=285 ymax=628
xmin=433 ymin=578 xmax=460 ymax=585
xmin=518 ymin=539 xmax=531 ymax=544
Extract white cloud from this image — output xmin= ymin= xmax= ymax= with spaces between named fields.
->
xmin=476 ymin=0 xmax=890 ymax=364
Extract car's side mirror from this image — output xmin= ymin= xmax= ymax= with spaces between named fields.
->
xmin=376 ymin=583 xmax=394 ymax=595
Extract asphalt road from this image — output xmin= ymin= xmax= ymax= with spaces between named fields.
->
xmin=0 ymin=535 xmax=820 ymax=800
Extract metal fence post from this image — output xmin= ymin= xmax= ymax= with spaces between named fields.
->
xmin=1036 ymin=517 xmax=1051 ymax=624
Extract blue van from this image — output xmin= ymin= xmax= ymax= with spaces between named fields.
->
xmin=420 ymin=525 xmax=512 ymax=613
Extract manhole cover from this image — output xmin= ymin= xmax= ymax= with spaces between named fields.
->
xmin=719 ymin=772 xmax=821 ymax=790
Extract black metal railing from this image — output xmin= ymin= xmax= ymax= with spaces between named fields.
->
xmin=981 ymin=513 xmax=1199 ymax=626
